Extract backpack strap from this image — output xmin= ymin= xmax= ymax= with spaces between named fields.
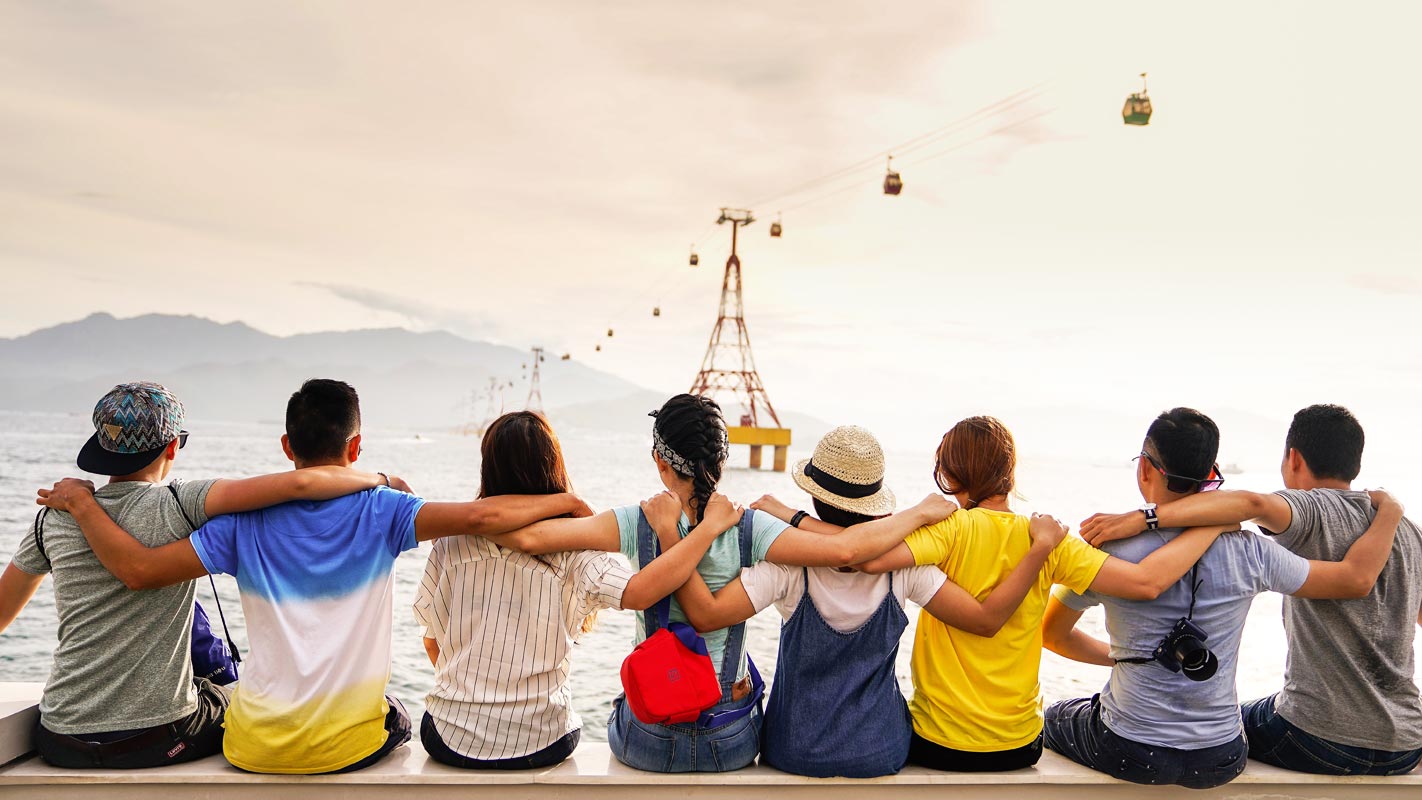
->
xmin=635 ymin=510 xmax=671 ymax=635
xmin=715 ymin=511 xmax=758 ymax=682
xmin=168 ymin=483 xmax=242 ymax=665
xmin=31 ymin=508 xmax=51 ymax=568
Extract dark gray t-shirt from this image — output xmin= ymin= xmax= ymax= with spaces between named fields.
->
xmin=11 ymin=479 xmax=215 ymax=734
xmin=1270 ymin=488 xmax=1422 ymax=751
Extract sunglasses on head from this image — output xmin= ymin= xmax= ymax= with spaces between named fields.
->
xmin=1135 ymin=451 xmax=1224 ymax=493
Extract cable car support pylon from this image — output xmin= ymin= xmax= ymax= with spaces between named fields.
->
xmin=689 ymin=208 xmax=791 ymax=471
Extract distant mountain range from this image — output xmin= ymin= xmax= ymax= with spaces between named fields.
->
xmin=0 ymin=313 xmax=828 ymax=440
xmin=0 ymin=313 xmax=647 ymax=431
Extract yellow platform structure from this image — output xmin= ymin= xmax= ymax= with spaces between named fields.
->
xmin=727 ymin=426 xmax=792 ymax=472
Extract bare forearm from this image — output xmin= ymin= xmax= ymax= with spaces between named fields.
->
xmin=1159 ymin=491 xmax=1281 ymax=530
xmin=979 ymin=544 xmax=1052 ymax=631
xmin=69 ymin=495 xmax=155 ymax=586
xmin=205 ymin=467 xmax=385 ymax=517
xmin=471 ymin=494 xmax=580 ymax=536
xmin=423 ymin=637 xmax=440 ymax=667
xmin=622 ymin=527 xmax=719 ymax=610
xmin=0 ymin=564 xmax=44 ymax=635
xmin=1047 ymin=629 xmax=1113 ymax=667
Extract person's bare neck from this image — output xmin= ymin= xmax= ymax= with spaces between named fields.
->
xmin=974 ymin=494 xmax=1011 ymax=512
xmin=108 ymin=465 xmax=166 ymax=485
xmin=292 ymin=458 xmax=350 ymax=470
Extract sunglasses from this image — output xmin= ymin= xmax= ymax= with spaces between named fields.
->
xmin=177 ymin=430 xmax=189 ymax=449
xmin=1135 ymin=451 xmax=1224 ymax=493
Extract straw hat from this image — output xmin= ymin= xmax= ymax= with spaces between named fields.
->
xmin=791 ymin=426 xmax=897 ymax=517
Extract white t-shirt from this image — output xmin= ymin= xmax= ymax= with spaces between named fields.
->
xmin=739 ymin=562 xmax=947 ymax=633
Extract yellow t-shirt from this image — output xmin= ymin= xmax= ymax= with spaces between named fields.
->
xmin=904 ymin=507 xmax=1109 ymax=752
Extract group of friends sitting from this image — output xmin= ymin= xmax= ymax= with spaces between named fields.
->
xmin=0 ymin=378 xmax=1417 ymax=789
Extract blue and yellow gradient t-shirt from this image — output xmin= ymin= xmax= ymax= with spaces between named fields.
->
xmin=191 ymin=486 xmax=424 ymax=774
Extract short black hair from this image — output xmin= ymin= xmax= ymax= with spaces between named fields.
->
xmin=1145 ymin=408 xmax=1220 ymax=492
xmin=285 ymin=379 xmax=361 ymax=462
xmin=1286 ymin=404 xmax=1364 ymax=481
xmin=811 ymin=497 xmax=878 ymax=528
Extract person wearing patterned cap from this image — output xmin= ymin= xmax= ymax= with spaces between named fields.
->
xmin=38 ymin=379 xmax=596 ymax=775
xmin=1 ymin=381 xmax=394 ymax=769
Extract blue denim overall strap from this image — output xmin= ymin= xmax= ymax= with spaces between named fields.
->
xmin=760 ymin=567 xmax=912 ymax=777
xmin=635 ymin=510 xmax=764 ymax=729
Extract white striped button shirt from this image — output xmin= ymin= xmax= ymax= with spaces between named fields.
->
xmin=413 ymin=535 xmax=632 ymax=761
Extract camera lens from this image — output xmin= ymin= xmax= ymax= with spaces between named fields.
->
xmin=1173 ymin=635 xmax=1218 ymax=681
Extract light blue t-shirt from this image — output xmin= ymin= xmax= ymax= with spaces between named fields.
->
xmin=1056 ymin=528 xmax=1309 ymax=749
xmin=613 ymin=505 xmax=787 ymax=680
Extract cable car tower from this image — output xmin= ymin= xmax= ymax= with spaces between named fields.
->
xmin=525 ymin=346 xmax=545 ymax=414
xmin=689 ymin=208 xmax=792 ymax=471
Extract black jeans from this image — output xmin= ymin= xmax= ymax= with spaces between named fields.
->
xmin=1043 ymin=695 xmax=1247 ymax=790
xmin=35 ymin=678 xmax=228 ymax=769
xmin=907 ymin=730 xmax=1043 ymax=772
xmin=421 ymin=712 xmax=580 ymax=770
xmin=323 ymin=696 xmax=412 ymax=774
xmin=1242 ymin=694 xmax=1422 ymax=776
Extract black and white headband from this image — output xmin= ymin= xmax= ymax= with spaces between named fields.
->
xmin=652 ymin=429 xmax=696 ymax=478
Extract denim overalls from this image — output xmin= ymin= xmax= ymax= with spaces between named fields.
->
xmin=760 ymin=568 xmax=912 ymax=777
xmin=607 ymin=512 xmax=765 ymax=773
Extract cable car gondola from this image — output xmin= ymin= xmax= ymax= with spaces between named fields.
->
xmin=1123 ymin=72 xmax=1152 ymax=126
xmin=689 ymin=245 xmax=699 ymax=267
xmin=883 ymin=156 xmax=903 ymax=196
xmin=560 ymin=353 xmax=571 ymax=361
xmin=652 ymin=307 xmax=661 ymax=317
xmin=595 ymin=344 xmax=602 ymax=352
xmin=606 ymin=328 xmax=614 ymax=338
xmin=770 ymin=213 xmax=782 ymax=238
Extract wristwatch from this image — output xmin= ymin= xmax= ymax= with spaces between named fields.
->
xmin=1139 ymin=503 xmax=1159 ymax=531
xmin=789 ymin=510 xmax=809 ymax=529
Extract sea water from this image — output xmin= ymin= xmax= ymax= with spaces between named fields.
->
xmin=0 ymin=410 xmax=1381 ymax=740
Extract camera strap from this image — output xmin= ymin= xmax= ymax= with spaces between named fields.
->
xmin=1114 ymin=565 xmax=1200 ymax=666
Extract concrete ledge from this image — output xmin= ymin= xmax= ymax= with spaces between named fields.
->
xmin=4 ymin=743 xmax=1422 ymax=799
xmin=3 ymin=680 xmax=1421 ymax=799
xmin=0 ymin=683 xmax=43 ymax=767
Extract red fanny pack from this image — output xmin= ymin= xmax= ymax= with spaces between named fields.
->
xmin=620 ymin=621 xmax=722 ymax=725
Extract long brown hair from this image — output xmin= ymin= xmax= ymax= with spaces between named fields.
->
xmin=934 ymin=416 xmax=1016 ymax=509
xmin=477 ymin=412 xmax=597 ymax=632
xmin=479 ymin=411 xmax=572 ymax=499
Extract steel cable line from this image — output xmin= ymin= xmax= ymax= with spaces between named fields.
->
xmin=743 ymin=84 xmax=1048 ymax=210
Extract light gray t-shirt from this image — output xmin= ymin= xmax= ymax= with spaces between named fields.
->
xmin=11 ymin=479 xmax=215 ymax=734
xmin=1268 ymin=489 xmax=1422 ymax=751
xmin=1057 ymin=528 xmax=1309 ymax=749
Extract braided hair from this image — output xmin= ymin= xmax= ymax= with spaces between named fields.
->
xmin=651 ymin=394 xmax=729 ymax=525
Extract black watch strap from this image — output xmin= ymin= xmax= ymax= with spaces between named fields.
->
xmin=789 ymin=510 xmax=809 ymax=529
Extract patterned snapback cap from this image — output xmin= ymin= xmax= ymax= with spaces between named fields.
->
xmin=76 ymin=382 xmax=187 ymax=475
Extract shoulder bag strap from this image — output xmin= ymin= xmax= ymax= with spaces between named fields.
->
xmin=32 ymin=508 xmax=50 ymax=567
xmin=168 ymin=483 xmax=242 ymax=664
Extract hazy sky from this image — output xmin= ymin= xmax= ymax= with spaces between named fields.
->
xmin=1 ymin=2 xmax=1419 ymax=469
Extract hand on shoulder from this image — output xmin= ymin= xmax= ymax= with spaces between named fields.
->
xmin=1079 ymin=510 xmax=1147 ymax=548
xmin=36 ymin=478 xmax=96 ymax=513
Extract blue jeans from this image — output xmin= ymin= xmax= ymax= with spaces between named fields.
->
xmin=1044 ymin=696 xmax=1247 ymax=790
xmin=607 ymin=693 xmax=761 ymax=773
xmin=1242 ymin=694 xmax=1422 ymax=776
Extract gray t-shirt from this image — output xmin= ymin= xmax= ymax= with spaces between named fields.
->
xmin=1268 ymin=489 xmax=1422 ymax=751
xmin=1057 ymin=529 xmax=1309 ymax=749
xmin=11 ymin=479 xmax=215 ymax=734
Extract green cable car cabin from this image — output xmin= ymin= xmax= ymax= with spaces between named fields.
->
xmin=1123 ymin=73 xmax=1152 ymax=126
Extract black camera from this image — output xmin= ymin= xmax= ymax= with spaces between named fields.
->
xmin=1151 ymin=617 xmax=1218 ymax=681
